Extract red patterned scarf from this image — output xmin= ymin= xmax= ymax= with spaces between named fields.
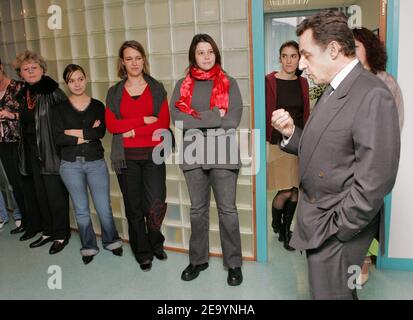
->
xmin=175 ymin=64 xmax=230 ymax=119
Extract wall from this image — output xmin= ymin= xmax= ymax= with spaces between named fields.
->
xmin=354 ymin=0 xmax=380 ymax=30
xmin=0 ymin=0 xmax=255 ymax=259
xmin=388 ymin=0 xmax=413 ymax=259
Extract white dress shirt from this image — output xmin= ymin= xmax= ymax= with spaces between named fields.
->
xmin=281 ymin=58 xmax=360 ymax=146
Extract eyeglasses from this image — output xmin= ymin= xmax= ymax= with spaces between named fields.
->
xmin=21 ymin=65 xmax=39 ymax=73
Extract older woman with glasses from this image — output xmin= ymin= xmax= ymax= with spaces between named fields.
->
xmin=14 ymin=50 xmax=70 ymax=254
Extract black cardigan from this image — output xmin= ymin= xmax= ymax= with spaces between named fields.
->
xmin=53 ymin=98 xmax=106 ymax=162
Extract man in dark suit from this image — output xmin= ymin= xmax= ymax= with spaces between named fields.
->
xmin=271 ymin=11 xmax=400 ymax=299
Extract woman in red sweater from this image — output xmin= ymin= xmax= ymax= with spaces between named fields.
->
xmin=105 ymin=40 xmax=170 ymax=272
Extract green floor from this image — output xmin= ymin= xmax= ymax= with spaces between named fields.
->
xmin=1 ymin=221 xmax=413 ymax=300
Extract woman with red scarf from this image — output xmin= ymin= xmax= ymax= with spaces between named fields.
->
xmin=170 ymin=34 xmax=244 ymax=286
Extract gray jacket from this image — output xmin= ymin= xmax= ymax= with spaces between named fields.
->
xmin=170 ymin=76 xmax=243 ymax=171
xmin=283 ymin=63 xmax=400 ymax=254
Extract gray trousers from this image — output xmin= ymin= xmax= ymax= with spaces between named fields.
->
xmin=183 ymin=168 xmax=242 ymax=268
xmin=306 ymin=215 xmax=379 ymax=300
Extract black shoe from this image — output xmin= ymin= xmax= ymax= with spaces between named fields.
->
xmin=139 ymin=260 xmax=152 ymax=272
xmin=284 ymin=243 xmax=296 ymax=251
xmin=10 ymin=225 xmax=25 ymax=234
xmin=155 ymin=250 xmax=168 ymax=261
xmin=278 ymin=233 xmax=285 ymax=242
xmin=49 ymin=238 xmax=69 ymax=255
xmin=227 ymin=267 xmax=243 ymax=286
xmin=112 ymin=247 xmax=123 ymax=256
xmin=82 ymin=255 xmax=94 ymax=265
xmin=282 ymin=201 xmax=297 ymax=252
xmin=19 ymin=232 xmax=37 ymax=241
xmin=181 ymin=263 xmax=209 ymax=281
xmin=29 ymin=236 xmax=53 ymax=248
xmin=283 ymin=231 xmax=296 ymax=251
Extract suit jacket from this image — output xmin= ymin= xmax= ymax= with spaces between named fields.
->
xmin=283 ymin=63 xmax=400 ymax=253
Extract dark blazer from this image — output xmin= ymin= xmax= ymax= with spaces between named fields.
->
xmin=283 ymin=63 xmax=400 ymax=254
xmin=18 ymin=76 xmax=68 ymax=176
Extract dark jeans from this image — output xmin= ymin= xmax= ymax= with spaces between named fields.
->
xmin=117 ymin=159 xmax=167 ymax=264
xmin=22 ymin=143 xmax=70 ymax=239
xmin=0 ymin=143 xmax=27 ymax=226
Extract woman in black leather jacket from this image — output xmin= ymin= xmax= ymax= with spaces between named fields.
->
xmin=14 ymin=50 xmax=70 ymax=254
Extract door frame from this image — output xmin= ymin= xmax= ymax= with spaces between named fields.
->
xmin=377 ymin=0 xmax=413 ymax=271
xmin=250 ymin=0 xmax=267 ymax=262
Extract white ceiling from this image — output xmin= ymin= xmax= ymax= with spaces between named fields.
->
xmin=264 ymin=0 xmax=358 ymax=13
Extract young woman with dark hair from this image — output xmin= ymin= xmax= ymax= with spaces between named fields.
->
xmin=265 ymin=41 xmax=310 ymax=251
xmin=353 ymin=27 xmax=404 ymax=285
xmin=170 ymin=34 xmax=244 ymax=286
xmin=53 ymin=64 xmax=123 ymax=265
xmin=353 ymin=27 xmax=404 ymax=130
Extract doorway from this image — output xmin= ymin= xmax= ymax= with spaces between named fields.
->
xmin=250 ymin=0 xmax=385 ymax=262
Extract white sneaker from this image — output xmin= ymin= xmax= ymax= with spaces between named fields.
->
xmin=0 ymin=220 xmax=9 ymax=229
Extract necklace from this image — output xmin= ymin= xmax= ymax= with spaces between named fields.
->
xmin=26 ymin=90 xmax=36 ymax=110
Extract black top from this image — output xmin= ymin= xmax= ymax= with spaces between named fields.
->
xmin=276 ymin=78 xmax=304 ymax=126
xmin=53 ymin=98 xmax=106 ymax=162
xmin=20 ymin=98 xmax=37 ymax=148
xmin=272 ymin=78 xmax=304 ymax=144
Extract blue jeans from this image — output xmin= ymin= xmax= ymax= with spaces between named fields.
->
xmin=59 ymin=158 xmax=122 ymax=256
xmin=0 ymin=192 xmax=7 ymax=223
xmin=0 ymin=191 xmax=22 ymax=223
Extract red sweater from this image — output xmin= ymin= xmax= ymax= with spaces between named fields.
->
xmin=105 ymin=85 xmax=170 ymax=148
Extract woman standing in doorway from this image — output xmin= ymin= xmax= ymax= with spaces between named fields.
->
xmin=265 ymin=41 xmax=310 ymax=251
xmin=105 ymin=41 xmax=170 ymax=272
xmin=353 ymin=27 xmax=404 ymax=285
xmin=170 ymin=34 xmax=244 ymax=286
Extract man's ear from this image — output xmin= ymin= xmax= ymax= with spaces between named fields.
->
xmin=328 ymin=41 xmax=341 ymax=60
